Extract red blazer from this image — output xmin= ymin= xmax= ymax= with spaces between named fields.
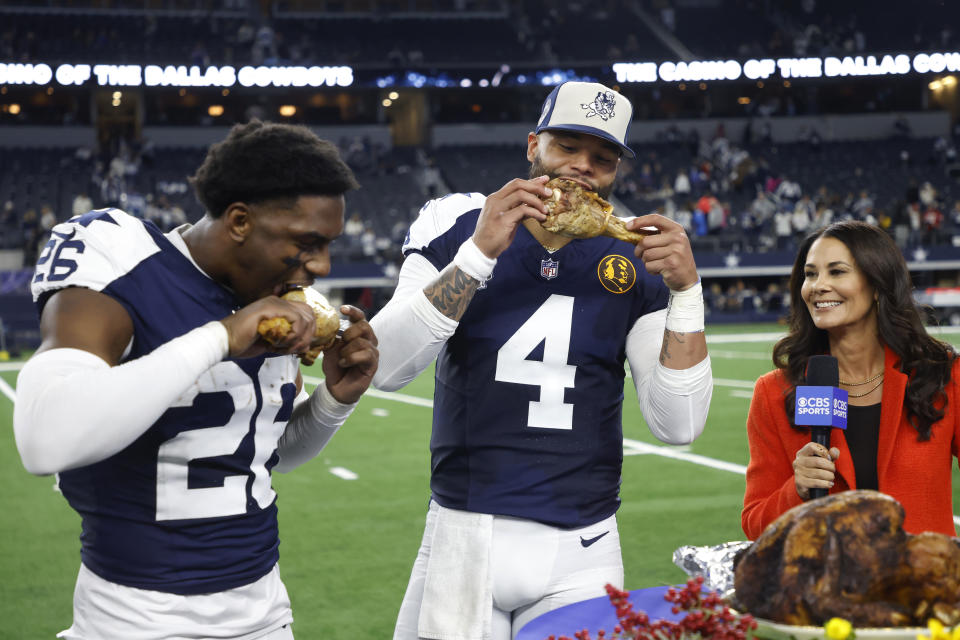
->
xmin=742 ymin=346 xmax=960 ymax=539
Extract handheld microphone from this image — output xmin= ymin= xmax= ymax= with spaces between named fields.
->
xmin=794 ymin=355 xmax=848 ymax=499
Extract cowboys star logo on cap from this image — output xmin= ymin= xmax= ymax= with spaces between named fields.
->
xmin=535 ymin=81 xmax=635 ymax=158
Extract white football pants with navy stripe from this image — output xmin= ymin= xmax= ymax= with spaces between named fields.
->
xmin=394 ymin=500 xmax=623 ymax=640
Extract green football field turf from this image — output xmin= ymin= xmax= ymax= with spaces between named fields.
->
xmin=1 ymin=324 xmax=958 ymax=638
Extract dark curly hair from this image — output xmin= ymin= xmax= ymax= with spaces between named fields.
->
xmin=773 ymin=221 xmax=956 ymax=440
xmin=190 ymin=120 xmax=359 ymax=217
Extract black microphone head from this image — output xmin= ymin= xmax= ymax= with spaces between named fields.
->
xmin=805 ymin=355 xmax=839 ymax=387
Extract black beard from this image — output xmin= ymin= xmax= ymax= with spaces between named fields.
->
xmin=528 ymin=156 xmax=615 ymax=199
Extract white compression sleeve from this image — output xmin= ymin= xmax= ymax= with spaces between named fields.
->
xmin=273 ymin=383 xmax=357 ymax=473
xmin=625 ymin=309 xmax=713 ymax=445
xmin=370 ymin=253 xmax=459 ymax=391
xmin=13 ymin=322 xmax=229 ymax=475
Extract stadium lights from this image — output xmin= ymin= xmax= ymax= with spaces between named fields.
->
xmin=388 ymin=91 xmax=399 ymax=100
xmin=278 ymin=105 xmax=296 ymax=117
xmin=382 ymin=98 xmax=392 ymax=107
xmin=5 ymin=103 xmax=20 ymax=114
xmin=930 ymin=79 xmax=943 ymax=91
xmin=208 ymin=105 xmax=224 ymax=117
xmin=943 ymin=75 xmax=957 ymax=87
xmin=491 ymin=64 xmax=509 ymax=87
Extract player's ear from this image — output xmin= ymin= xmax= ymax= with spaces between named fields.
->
xmin=223 ymin=202 xmax=252 ymax=243
xmin=526 ymin=132 xmax=540 ymax=162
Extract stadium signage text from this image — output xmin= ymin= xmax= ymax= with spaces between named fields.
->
xmin=0 ymin=63 xmax=354 ymax=88
xmin=1 ymin=52 xmax=958 ymax=89
xmin=613 ymin=52 xmax=960 ymax=84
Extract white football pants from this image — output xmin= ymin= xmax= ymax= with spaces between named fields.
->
xmin=394 ymin=500 xmax=623 ymax=640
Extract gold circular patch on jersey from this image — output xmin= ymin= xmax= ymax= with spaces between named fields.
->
xmin=597 ymin=255 xmax=636 ymax=293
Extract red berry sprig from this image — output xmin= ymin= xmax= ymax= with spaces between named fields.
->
xmin=550 ymin=576 xmax=757 ymax=640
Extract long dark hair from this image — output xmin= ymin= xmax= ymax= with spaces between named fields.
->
xmin=772 ymin=221 xmax=956 ymax=440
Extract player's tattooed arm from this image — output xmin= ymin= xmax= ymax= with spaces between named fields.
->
xmin=658 ymin=329 xmax=708 ymax=368
xmin=659 ymin=330 xmax=681 ymax=365
xmin=423 ymin=264 xmax=480 ymax=321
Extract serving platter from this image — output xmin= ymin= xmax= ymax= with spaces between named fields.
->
xmin=751 ymin=617 xmax=926 ymax=640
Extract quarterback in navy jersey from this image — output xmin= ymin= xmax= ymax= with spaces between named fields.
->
xmin=371 ymin=82 xmax=713 ymax=639
xmin=13 ymin=121 xmax=378 ymax=639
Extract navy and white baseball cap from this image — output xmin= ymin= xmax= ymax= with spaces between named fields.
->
xmin=535 ymin=81 xmax=635 ymax=158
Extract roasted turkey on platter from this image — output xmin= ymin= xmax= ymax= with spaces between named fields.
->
xmin=257 ymin=287 xmax=341 ymax=365
xmin=540 ymin=177 xmax=657 ymax=244
xmin=732 ymin=490 xmax=960 ymax=628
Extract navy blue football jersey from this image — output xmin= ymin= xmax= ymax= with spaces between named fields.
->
xmin=404 ymin=194 xmax=669 ymax=528
xmin=31 ymin=209 xmax=299 ymax=595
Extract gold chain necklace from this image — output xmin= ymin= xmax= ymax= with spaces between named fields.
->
xmin=845 ymin=377 xmax=884 ymax=398
xmin=839 ymin=371 xmax=884 ymax=386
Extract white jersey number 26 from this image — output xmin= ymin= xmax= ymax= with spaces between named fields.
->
xmin=155 ymin=361 xmax=291 ymax=521
xmin=494 ymin=294 xmax=577 ymax=430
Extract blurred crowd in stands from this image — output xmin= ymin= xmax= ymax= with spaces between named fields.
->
xmin=4 ymin=0 xmax=955 ymax=128
xmin=5 ymin=0 xmax=958 ymax=69
xmin=613 ymin=122 xmax=960 ymax=255
xmin=648 ymin=0 xmax=960 ymax=60
xmin=3 ymin=123 xmax=959 ymax=320
xmin=3 ymin=0 xmax=960 ymax=322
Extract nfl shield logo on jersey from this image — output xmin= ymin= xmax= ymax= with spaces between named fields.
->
xmin=540 ymin=258 xmax=559 ymax=280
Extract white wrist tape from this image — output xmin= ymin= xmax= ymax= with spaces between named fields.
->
xmin=453 ymin=238 xmax=497 ymax=282
xmin=665 ymin=280 xmax=705 ymax=333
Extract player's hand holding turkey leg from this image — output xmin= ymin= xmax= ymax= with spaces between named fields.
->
xmin=321 ymin=305 xmax=379 ymax=404
xmin=471 ymin=176 xmax=552 ymax=259
xmin=220 ymin=296 xmax=317 ymax=359
xmin=628 ymin=213 xmax=699 ymax=291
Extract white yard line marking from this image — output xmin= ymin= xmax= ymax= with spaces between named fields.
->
xmin=714 ymin=378 xmax=757 ymax=389
xmin=729 ymin=390 xmax=755 ymax=399
xmin=329 ymin=467 xmax=358 ymax=480
xmin=0 ymin=376 xmax=16 ymax=403
xmin=709 ymin=350 xmax=772 ymax=360
xmin=3 ymin=363 xmax=959 ymax=523
xmin=302 ymin=375 xmax=434 ymax=407
xmin=623 ymin=437 xmax=748 ymax=475
xmin=706 ymin=332 xmax=784 ymax=343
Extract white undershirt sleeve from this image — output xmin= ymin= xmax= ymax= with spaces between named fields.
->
xmin=626 ymin=308 xmax=713 ymax=445
xmin=273 ymin=384 xmax=357 ymax=473
xmin=13 ymin=321 xmax=229 ymax=475
xmin=370 ymin=253 xmax=459 ymax=391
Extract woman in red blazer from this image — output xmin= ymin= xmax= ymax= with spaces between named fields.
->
xmin=742 ymin=221 xmax=959 ymax=539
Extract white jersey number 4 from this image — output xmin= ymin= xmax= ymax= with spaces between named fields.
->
xmin=494 ymin=294 xmax=577 ymax=429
